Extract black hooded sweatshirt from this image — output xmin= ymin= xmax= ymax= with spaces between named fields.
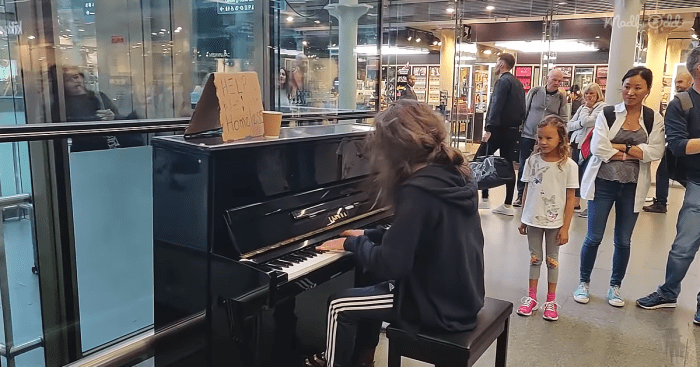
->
xmin=343 ymin=164 xmax=485 ymax=334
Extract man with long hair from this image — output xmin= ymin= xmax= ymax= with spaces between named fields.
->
xmin=309 ymin=100 xmax=485 ymax=367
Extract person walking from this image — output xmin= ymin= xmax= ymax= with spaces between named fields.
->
xmin=479 ymin=53 xmax=526 ymax=216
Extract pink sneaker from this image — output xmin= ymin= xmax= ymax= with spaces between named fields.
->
xmin=516 ymin=296 xmax=539 ymax=316
xmin=542 ymin=301 xmax=559 ymax=321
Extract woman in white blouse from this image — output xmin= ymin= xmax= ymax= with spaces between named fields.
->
xmin=567 ymin=83 xmax=607 ymax=215
xmin=573 ymin=67 xmax=665 ymax=308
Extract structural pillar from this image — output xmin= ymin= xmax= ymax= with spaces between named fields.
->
xmin=645 ymin=25 xmax=672 ymax=111
xmin=440 ymin=30 xmax=456 ymax=113
xmin=606 ymin=0 xmax=646 ymax=105
xmin=326 ymin=0 xmax=371 ymax=110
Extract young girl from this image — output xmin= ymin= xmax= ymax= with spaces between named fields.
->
xmin=517 ymin=115 xmax=579 ymax=321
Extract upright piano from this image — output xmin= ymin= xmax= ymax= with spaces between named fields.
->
xmin=153 ymin=124 xmax=392 ymax=367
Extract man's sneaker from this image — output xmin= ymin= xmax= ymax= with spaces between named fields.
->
xmin=516 ymin=296 xmax=539 ymax=316
xmin=636 ymin=291 xmax=677 ymax=309
xmin=512 ymin=197 xmax=522 ymax=207
xmin=642 ymin=199 xmax=667 ymax=213
xmin=479 ymin=198 xmax=490 ymax=210
xmin=492 ymin=204 xmax=515 ymax=216
xmin=607 ymin=285 xmax=625 ymax=307
xmin=573 ymin=282 xmax=590 ymax=304
xmin=578 ymin=209 xmax=588 ymax=218
xmin=542 ymin=301 xmax=559 ymax=321
xmin=694 ymin=308 xmax=700 ymax=325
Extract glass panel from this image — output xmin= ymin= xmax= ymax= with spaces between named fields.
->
xmin=275 ymin=0 xmax=381 ymax=113
xmin=0 ymin=0 xmax=45 ymax=365
xmin=69 ymin=142 xmax=154 ymax=351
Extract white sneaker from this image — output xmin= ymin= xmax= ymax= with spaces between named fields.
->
xmin=479 ymin=198 xmax=490 ymax=210
xmin=492 ymin=204 xmax=515 ymax=216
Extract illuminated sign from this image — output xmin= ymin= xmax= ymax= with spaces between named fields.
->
xmin=217 ymin=0 xmax=254 ymax=14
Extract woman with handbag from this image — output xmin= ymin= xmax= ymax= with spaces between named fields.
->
xmin=567 ymin=83 xmax=606 ymax=217
xmin=573 ymin=67 xmax=665 ymax=308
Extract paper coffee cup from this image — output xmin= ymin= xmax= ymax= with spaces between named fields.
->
xmin=263 ymin=111 xmax=283 ymax=138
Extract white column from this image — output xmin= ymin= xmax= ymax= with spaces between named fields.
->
xmin=606 ymin=0 xmax=646 ymax=105
xmin=326 ymin=0 xmax=371 ymax=110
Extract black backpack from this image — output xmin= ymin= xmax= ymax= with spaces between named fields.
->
xmin=602 ymin=105 xmax=654 ymax=132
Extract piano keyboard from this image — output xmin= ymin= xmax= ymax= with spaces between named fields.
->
xmin=264 ymin=247 xmax=351 ymax=281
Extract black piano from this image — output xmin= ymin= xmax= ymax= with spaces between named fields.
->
xmin=153 ymin=124 xmax=392 ymax=367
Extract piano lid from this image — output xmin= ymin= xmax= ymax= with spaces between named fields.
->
xmin=152 ymin=123 xmax=373 ymax=152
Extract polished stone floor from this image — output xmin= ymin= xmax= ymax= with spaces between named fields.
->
xmin=373 ymin=184 xmax=700 ymax=367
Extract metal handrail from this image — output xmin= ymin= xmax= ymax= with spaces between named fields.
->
xmin=0 ymin=194 xmax=31 ymax=208
xmin=0 ymin=111 xmax=375 ymax=143
xmin=64 ymin=312 xmax=205 ymax=367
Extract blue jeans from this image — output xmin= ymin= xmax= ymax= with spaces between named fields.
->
xmin=579 ymin=178 xmax=639 ymax=287
xmin=657 ymin=182 xmax=700 ymax=304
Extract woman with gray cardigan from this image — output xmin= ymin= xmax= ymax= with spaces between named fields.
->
xmin=567 ymin=83 xmax=606 ymax=217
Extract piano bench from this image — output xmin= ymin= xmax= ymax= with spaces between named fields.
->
xmin=385 ymin=297 xmax=513 ymax=367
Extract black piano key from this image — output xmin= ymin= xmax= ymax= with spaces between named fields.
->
xmin=276 ymin=259 xmax=295 ymax=267
xmin=271 ymin=260 xmax=291 ymax=268
xmin=292 ymin=251 xmax=312 ymax=259
xmin=287 ymin=254 xmax=307 ymax=262
xmin=266 ymin=263 xmax=284 ymax=271
xmin=299 ymin=249 xmax=318 ymax=257
xmin=281 ymin=256 xmax=302 ymax=264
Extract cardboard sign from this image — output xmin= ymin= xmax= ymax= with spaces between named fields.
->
xmin=186 ymin=72 xmax=264 ymax=141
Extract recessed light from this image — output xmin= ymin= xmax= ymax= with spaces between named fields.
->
xmin=595 ymin=35 xmax=601 ymax=39
xmin=486 ymin=5 xmax=495 ymax=11
xmin=484 ymin=49 xmax=492 ymax=55
xmin=286 ymin=16 xmax=294 ymax=22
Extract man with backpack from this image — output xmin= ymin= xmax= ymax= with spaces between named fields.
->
xmin=513 ymin=69 xmax=569 ymax=207
xmin=636 ymin=47 xmax=700 ymax=323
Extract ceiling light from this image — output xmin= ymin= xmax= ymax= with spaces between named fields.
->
xmin=302 ymin=40 xmax=308 ymax=46
xmin=433 ymin=40 xmax=439 ymax=45
xmin=407 ymin=36 xmax=412 ymax=41
xmin=446 ymin=7 xmax=455 ymax=13
xmin=338 ymin=45 xmax=430 ymax=55
xmin=558 ymin=1 xmax=567 ymax=4
xmin=484 ymin=49 xmax=492 ymax=54
xmin=486 ymin=5 xmax=495 ymax=11
xmin=494 ymin=40 xmax=599 ymax=53
xmin=416 ymin=37 xmax=421 ymax=42
xmin=438 ymin=41 xmax=442 ymax=46
xmin=28 ymin=35 xmax=35 ymax=39
xmin=315 ymin=20 xmax=321 ymax=24
xmin=286 ymin=16 xmax=294 ymax=22
xmin=595 ymin=35 xmax=600 ymax=39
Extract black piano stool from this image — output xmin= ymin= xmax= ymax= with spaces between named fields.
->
xmin=386 ymin=297 xmax=513 ymax=367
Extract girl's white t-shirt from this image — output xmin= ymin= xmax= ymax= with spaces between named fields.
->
xmin=520 ymin=154 xmax=579 ymax=229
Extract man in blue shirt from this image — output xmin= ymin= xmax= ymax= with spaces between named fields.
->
xmin=636 ymin=47 xmax=700 ymax=323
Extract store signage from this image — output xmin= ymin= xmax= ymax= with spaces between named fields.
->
xmin=0 ymin=21 xmax=22 ymax=36
xmin=186 ymin=72 xmax=264 ymax=142
xmin=84 ymin=1 xmax=95 ymax=23
xmin=205 ymin=50 xmax=231 ymax=58
xmin=217 ymin=0 xmax=254 ymax=14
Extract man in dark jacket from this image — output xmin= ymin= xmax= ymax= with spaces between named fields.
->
xmin=636 ymin=47 xmax=700 ymax=323
xmin=400 ymin=74 xmax=418 ymax=100
xmin=480 ymin=53 xmax=526 ymax=216
xmin=314 ymin=165 xmax=484 ymax=367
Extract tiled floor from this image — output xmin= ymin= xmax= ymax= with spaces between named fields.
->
xmin=373 ymin=184 xmax=700 ymax=367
